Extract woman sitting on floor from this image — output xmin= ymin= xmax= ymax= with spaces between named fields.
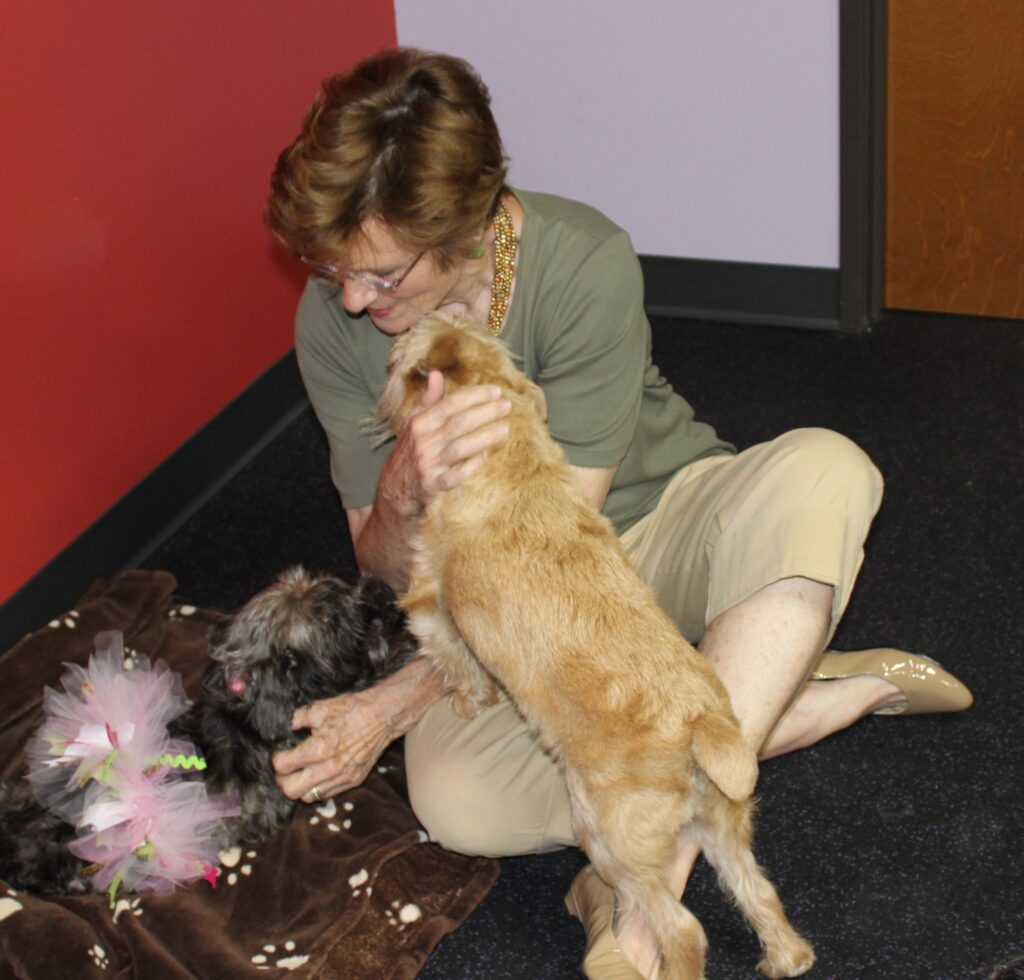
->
xmin=264 ymin=47 xmax=972 ymax=979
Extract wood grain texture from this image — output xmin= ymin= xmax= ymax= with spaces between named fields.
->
xmin=885 ymin=0 xmax=1024 ymax=319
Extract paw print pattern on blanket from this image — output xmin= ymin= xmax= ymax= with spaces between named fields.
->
xmin=88 ymin=944 xmax=110 ymax=970
xmin=348 ymin=868 xmax=370 ymax=898
xmin=385 ymin=899 xmax=423 ymax=930
xmin=48 ymin=609 xmax=81 ymax=630
xmin=112 ymin=896 xmax=143 ymax=923
xmin=218 ymin=846 xmax=257 ymax=886
xmin=166 ymin=604 xmax=198 ymax=620
xmin=0 ymin=891 xmax=24 ymax=922
xmin=309 ymin=798 xmax=355 ymax=831
xmin=250 ymin=941 xmax=309 ymax=971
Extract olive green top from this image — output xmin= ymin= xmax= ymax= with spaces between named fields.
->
xmin=294 ymin=189 xmax=734 ymax=535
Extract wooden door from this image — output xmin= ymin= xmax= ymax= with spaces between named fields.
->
xmin=885 ymin=0 xmax=1024 ymax=319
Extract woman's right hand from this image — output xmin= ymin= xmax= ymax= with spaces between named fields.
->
xmin=379 ymin=369 xmax=511 ymax=516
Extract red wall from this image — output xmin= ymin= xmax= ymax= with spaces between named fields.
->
xmin=1 ymin=2 xmax=397 ymax=604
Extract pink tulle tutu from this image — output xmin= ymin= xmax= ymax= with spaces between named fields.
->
xmin=25 ymin=631 xmax=239 ymax=900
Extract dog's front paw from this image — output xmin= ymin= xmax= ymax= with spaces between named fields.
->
xmin=449 ymin=692 xmax=485 ymax=719
xmin=445 ymin=673 xmax=499 ymax=718
xmin=478 ymin=677 xmax=499 ymax=708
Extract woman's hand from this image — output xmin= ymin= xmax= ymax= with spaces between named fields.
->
xmin=273 ymin=687 xmax=397 ymax=802
xmin=381 ymin=369 xmax=511 ymax=516
xmin=272 ymin=655 xmax=446 ymax=802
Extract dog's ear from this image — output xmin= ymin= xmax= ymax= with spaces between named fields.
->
xmin=207 ymin=616 xmax=236 ymax=661
xmin=247 ymin=668 xmax=296 ymax=741
xmin=400 ymin=367 xmax=430 ymax=408
xmin=398 ymin=335 xmax=460 ymax=399
xmin=419 ymin=331 xmax=476 ymax=393
xmin=424 ymin=332 xmax=462 ymax=375
xmin=691 ymin=713 xmax=758 ymax=801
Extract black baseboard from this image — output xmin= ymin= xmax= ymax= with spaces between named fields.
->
xmin=0 ymin=350 xmax=309 ymax=654
xmin=640 ymin=255 xmax=840 ymax=331
xmin=0 ymin=257 xmax=839 ymax=652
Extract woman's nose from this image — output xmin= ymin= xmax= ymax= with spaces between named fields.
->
xmin=341 ymin=278 xmax=379 ymax=314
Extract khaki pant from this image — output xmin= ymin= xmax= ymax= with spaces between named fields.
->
xmin=404 ymin=428 xmax=884 ymax=857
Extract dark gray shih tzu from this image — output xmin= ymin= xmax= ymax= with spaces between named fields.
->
xmin=0 ymin=567 xmax=416 ymax=895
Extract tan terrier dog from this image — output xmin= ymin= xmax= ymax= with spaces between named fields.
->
xmin=378 ymin=312 xmax=814 ymax=979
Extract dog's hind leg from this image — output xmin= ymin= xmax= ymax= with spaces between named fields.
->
xmin=401 ymin=577 xmax=498 ymax=718
xmin=571 ymin=778 xmax=708 ymax=979
xmin=615 ymin=877 xmax=707 ymax=980
xmin=690 ymin=794 xmax=815 ymax=978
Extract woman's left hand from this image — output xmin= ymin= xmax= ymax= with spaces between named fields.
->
xmin=272 ymin=687 xmax=397 ymax=802
xmin=272 ymin=654 xmax=445 ymax=803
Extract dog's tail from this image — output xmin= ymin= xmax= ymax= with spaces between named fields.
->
xmin=691 ymin=712 xmax=758 ymax=801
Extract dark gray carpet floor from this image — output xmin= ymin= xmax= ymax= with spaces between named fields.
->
xmin=143 ymin=312 xmax=1024 ymax=980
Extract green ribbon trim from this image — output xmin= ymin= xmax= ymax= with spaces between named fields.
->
xmin=153 ymin=753 xmax=207 ymax=771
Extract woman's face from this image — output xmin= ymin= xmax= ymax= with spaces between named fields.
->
xmin=334 ymin=219 xmax=463 ymax=336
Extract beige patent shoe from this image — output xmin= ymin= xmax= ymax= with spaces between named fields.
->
xmin=812 ymin=648 xmax=973 ymax=715
xmin=564 ymin=865 xmax=644 ymax=980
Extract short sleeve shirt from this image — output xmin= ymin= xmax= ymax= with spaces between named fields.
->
xmin=294 ymin=190 xmax=734 ymax=535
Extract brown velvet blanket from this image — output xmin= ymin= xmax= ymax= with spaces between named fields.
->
xmin=0 ymin=571 xmax=498 ymax=979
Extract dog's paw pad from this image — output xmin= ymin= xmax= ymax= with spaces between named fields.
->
xmin=0 ymin=896 xmax=24 ymax=922
xmin=88 ymin=944 xmax=110 ymax=969
xmin=251 ymin=941 xmax=308 ymax=971
xmin=111 ymin=897 xmax=143 ymax=923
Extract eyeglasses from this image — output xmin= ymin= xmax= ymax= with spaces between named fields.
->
xmin=300 ymin=251 xmax=424 ymax=294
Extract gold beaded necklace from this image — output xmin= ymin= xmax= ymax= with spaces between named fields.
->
xmin=486 ymin=201 xmax=518 ymax=335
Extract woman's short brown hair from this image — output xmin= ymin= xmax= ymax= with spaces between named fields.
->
xmin=265 ymin=48 xmax=509 ymax=272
